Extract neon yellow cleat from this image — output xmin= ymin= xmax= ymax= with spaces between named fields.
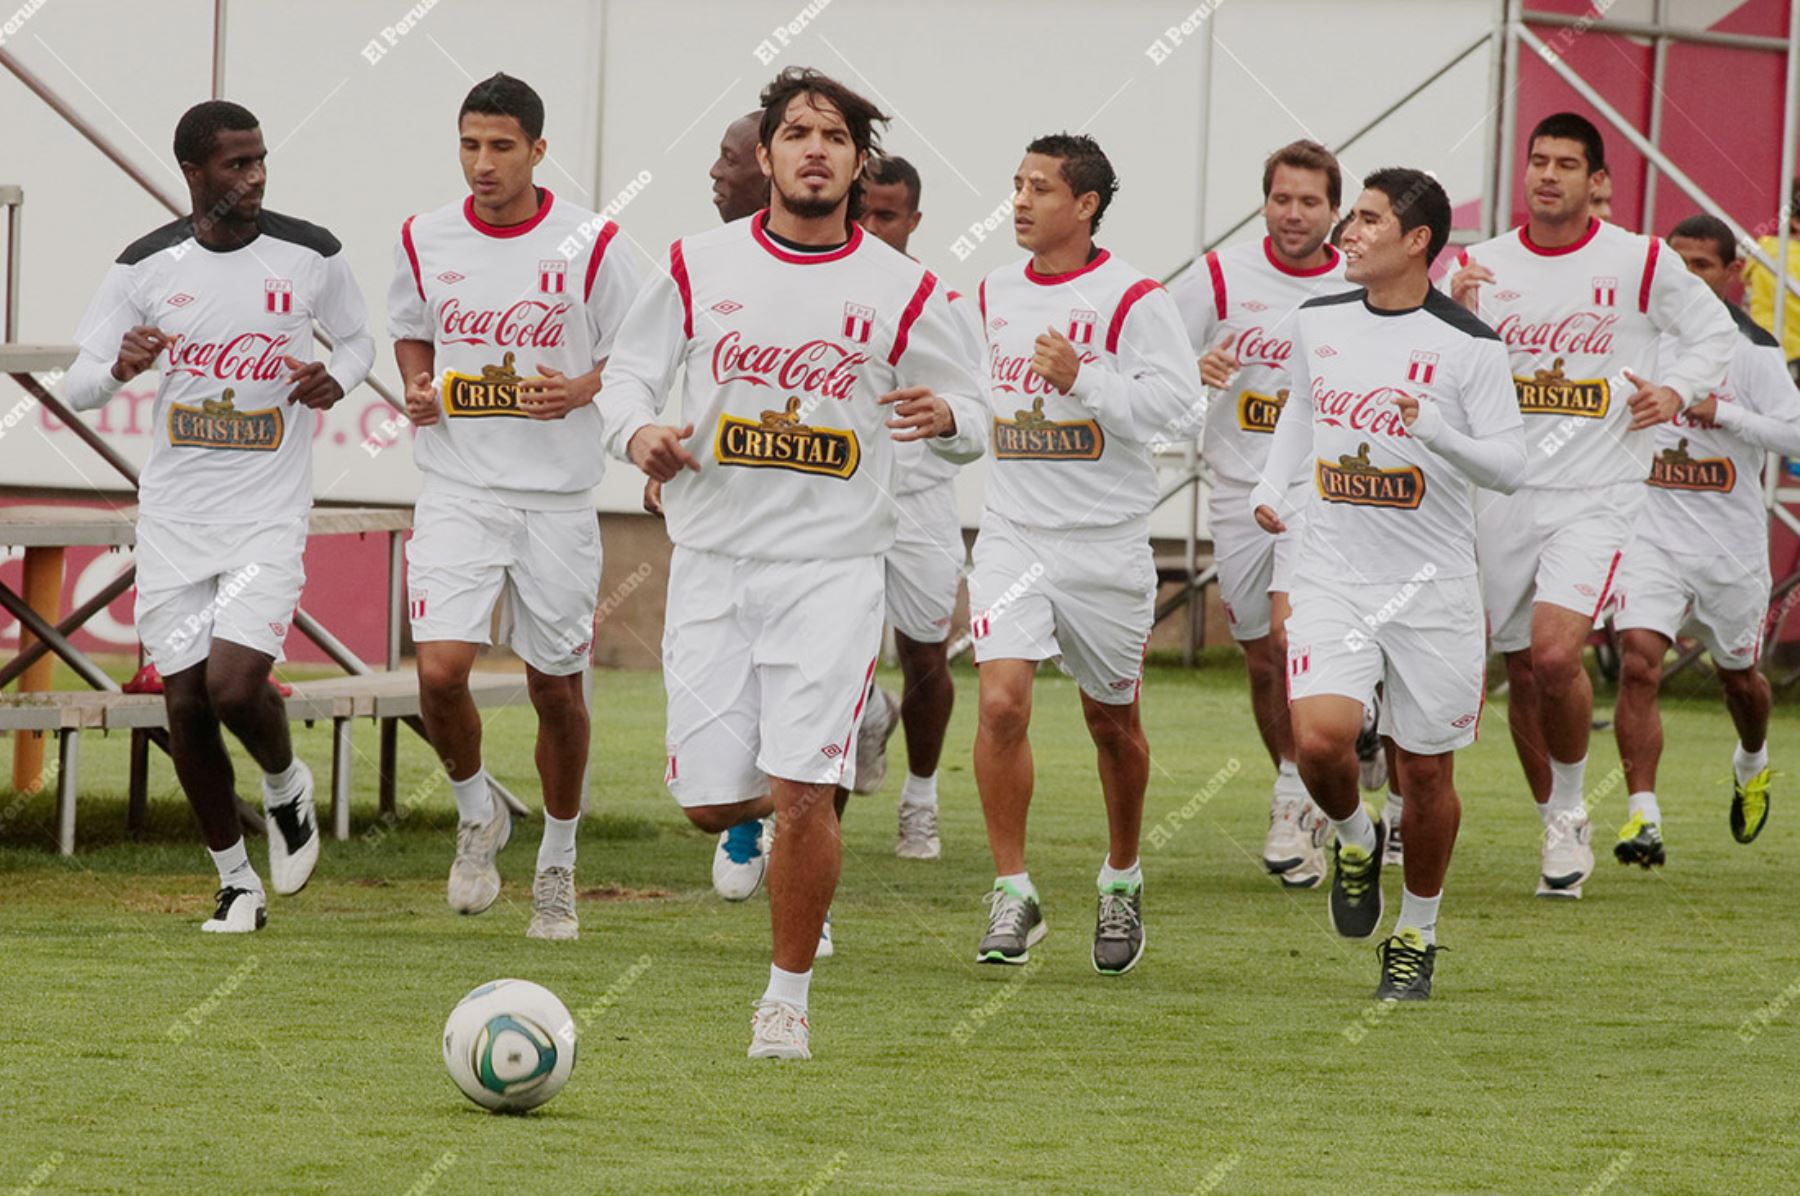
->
xmin=1731 ymin=768 xmax=1772 ymax=844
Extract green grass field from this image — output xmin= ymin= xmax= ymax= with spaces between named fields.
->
xmin=2 ymin=659 xmax=1797 ymax=1194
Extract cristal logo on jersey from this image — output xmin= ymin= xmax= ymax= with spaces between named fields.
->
xmin=1592 ymin=276 xmax=1617 ymax=307
xmin=167 ymin=386 xmax=284 ymax=451
xmin=713 ymin=400 xmax=860 ymax=479
xmin=1236 ymin=388 xmax=1287 ymax=434
xmin=1513 ymin=357 xmax=1609 ymax=419
xmin=1407 ymin=351 xmax=1438 ymax=385
xmin=1312 ymin=380 xmax=1411 ymax=440
xmin=1067 ymin=309 xmax=1097 ymax=345
xmin=1314 ymin=443 xmax=1425 ymax=509
xmin=438 ymin=298 xmax=569 ymax=349
xmin=842 ymin=302 xmax=874 ymax=345
xmin=538 ymin=260 xmax=566 ymax=294
xmin=712 ymin=334 xmax=866 ymax=400
xmin=1648 ymin=437 xmax=1735 ymax=493
xmin=443 ymin=350 xmax=528 ymax=418
xmin=991 ymin=398 xmax=1104 ymax=461
xmin=164 ymin=332 xmax=294 ymax=383
xmin=264 ymin=279 xmax=292 ymax=314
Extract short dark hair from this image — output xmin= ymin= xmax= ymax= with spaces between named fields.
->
xmin=1263 ymin=139 xmax=1342 ymax=209
xmin=1363 ymin=166 xmax=1453 ymax=265
xmin=459 ymin=72 xmax=544 ymax=141
xmin=1528 ymin=111 xmax=1606 ymax=173
xmin=1669 ymin=213 xmax=1737 ymax=264
xmin=759 ymin=68 xmax=887 ymax=220
xmin=173 ymin=100 xmax=259 ymax=167
xmin=1025 ymin=132 xmax=1120 ymax=232
xmin=864 ymin=154 xmax=921 ymax=211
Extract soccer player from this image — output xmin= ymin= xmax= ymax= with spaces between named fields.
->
xmin=1449 ymin=113 xmax=1736 ymax=898
xmin=66 ymin=100 xmax=373 ymax=931
xmin=970 ymin=134 xmax=1203 ymax=974
xmin=389 ymin=73 xmax=642 ymax=939
xmin=1253 ymin=167 xmax=1526 ymax=999
xmin=1611 ymin=214 xmax=1800 ymax=863
xmin=1171 ymin=139 xmax=1361 ymax=889
xmin=710 ymin=111 xmax=771 ymax=225
xmin=599 ymin=68 xmax=985 ymax=1059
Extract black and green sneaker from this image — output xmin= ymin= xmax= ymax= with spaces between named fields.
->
xmin=1374 ymin=928 xmax=1439 ymax=1000
xmin=1092 ymin=883 xmax=1144 ymax=975
xmin=1613 ymin=812 xmax=1666 ymax=868
xmin=977 ymin=883 xmax=1045 ymax=964
xmin=1731 ymin=767 xmax=1772 ymax=844
xmin=1328 ymin=817 xmax=1386 ymax=939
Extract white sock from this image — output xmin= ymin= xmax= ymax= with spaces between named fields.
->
xmin=209 ymin=838 xmax=264 ymax=893
xmin=537 ymin=812 xmax=579 ymax=871
xmin=1098 ymin=856 xmax=1143 ymax=892
xmin=1383 ymin=789 xmax=1404 ymax=831
xmin=1547 ymin=757 xmax=1587 ymax=816
xmin=995 ymin=871 xmax=1037 ymax=901
xmin=1735 ymin=742 xmax=1770 ymax=786
xmin=451 ymin=771 xmax=494 ymax=824
xmin=1396 ymin=887 xmax=1440 ymax=945
xmin=900 ymin=772 xmax=938 ymax=810
xmin=763 ymin=963 xmax=812 ymax=1013
xmin=1277 ymin=758 xmax=1300 ymax=782
xmin=1537 ymin=800 xmax=1553 ymax=826
xmin=264 ymin=758 xmax=305 ymax=803
xmin=1628 ymin=790 xmax=1661 ymax=824
xmin=1331 ymin=806 xmax=1377 ymax=855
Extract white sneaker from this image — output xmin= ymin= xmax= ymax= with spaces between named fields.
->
xmin=815 ymin=910 xmax=834 ymax=959
xmin=448 ymin=807 xmax=512 ymax=915
xmin=263 ymin=761 xmax=319 ymax=897
xmin=1382 ymin=817 xmax=1405 ymax=868
xmin=852 ymin=687 xmax=901 ymax=795
xmin=201 ymin=885 xmax=267 ymax=933
xmin=1538 ymin=809 xmax=1595 ymax=899
xmin=526 ymin=865 xmax=579 ymax=940
xmin=895 ymin=801 xmax=941 ymax=860
xmin=1283 ymin=800 xmax=1330 ymax=890
xmin=712 ymin=818 xmax=768 ymax=901
xmin=748 ymin=1000 xmax=811 ymax=1060
xmin=1356 ymin=704 xmax=1388 ymax=791
xmin=1262 ymin=789 xmax=1309 ymax=877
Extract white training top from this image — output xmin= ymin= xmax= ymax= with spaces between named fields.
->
xmin=388 ymin=190 xmax=643 ymax=510
xmin=893 ymin=283 xmax=984 ymax=497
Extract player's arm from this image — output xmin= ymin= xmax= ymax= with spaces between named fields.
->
xmin=1396 ymin=338 xmax=1526 ymax=493
xmin=1706 ymin=344 xmax=1800 ymax=456
xmin=1062 ymin=285 xmax=1205 ymax=443
xmin=66 ymin=263 xmax=156 ymax=411
xmin=1644 ymin=256 xmax=1738 ymax=410
xmin=521 ymin=227 xmax=646 ymax=420
xmin=885 ymin=286 xmax=987 ymax=463
xmin=598 ymin=260 xmax=696 ymax=480
xmin=285 ymin=250 xmax=374 ymax=410
xmin=1249 ymin=338 xmax=1316 ymax=533
xmin=387 ymin=228 xmax=443 ymax=426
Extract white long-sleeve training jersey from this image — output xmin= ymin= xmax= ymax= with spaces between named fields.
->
xmin=1449 ymin=217 xmax=1736 ymax=489
xmin=598 ymin=213 xmax=987 ymax=560
xmin=1252 ymin=287 xmax=1526 ymax=584
xmin=977 ymin=250 xmax=1204 ymax=532
xmin=66 ymin=211 xmax=374 ymax=523
xmin=389 ymin=190 xmax=643 ymax=510
xmin=1170 ymin=236 xmax=1347 ymax=486
xmin=893 ymin=284 xmax=985 ymax=497
xmin=1637 ymin=304 xmax=1800 ymax=564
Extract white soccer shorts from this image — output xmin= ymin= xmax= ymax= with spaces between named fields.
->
xmin=406 ymin=493 xmax=601 ymax=677
xmin=1477 ymin=481 xmax=1642 ymax=654
xmin=968 ymin=513 xmax=1155 ymax=706
xmin=1211 ymin=480 xmax=1305 ymax=642
xmin=662 ymin=547 xmax=884 ymax=807
xmin=1613 ymin=541 xmax=1770 ymax=670
xmin=1285 ymin=573 xmax=1487 ymax=755
xmin=134 ymin=515 xmax=308 ymax=675
xmin=886 ymin=482 xmax=964 ymax=645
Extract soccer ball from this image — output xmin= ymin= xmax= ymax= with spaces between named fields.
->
xmin=442 ymin=979 xmax=576 ymax=1113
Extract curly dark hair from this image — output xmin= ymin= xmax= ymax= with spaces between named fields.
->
xmin=758 ymin=67 xmax=888 ymax=221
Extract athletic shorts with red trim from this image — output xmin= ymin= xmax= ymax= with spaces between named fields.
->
xmin=1613 ymin=540 xmax=1770 ymax=671
xmin=661 ymin=546 xmax=883 ymax=807
xmin=1476 ymin=481 xmax=1642 ymax=654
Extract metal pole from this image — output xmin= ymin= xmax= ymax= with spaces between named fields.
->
xmin=1481 ymin=0 xmax=1507 ymax=238
xmin=386 ymin=530 xmax=403 ymax=671
xmin=1193 ymin=10 xmax=1214 ymax=254
xmin=0 ymin=566 xmax=136 ymax=690
xmin=3 ymin=185 xmax=19 ymax=342
xmin=1495 ymin=0 xmax=1523 ymax=235
xmin=1522 ymin=9 xmax=1788 ymax=52
xmin=0 ymin=585 xmax=119 ymax=692
xmin=212 ymin=0 xmax=228 ymax=100
xmin=1641 ymin=0 xmax=1670 ymax=234
xmin=12 ymin=374 xmax=140 ymax=486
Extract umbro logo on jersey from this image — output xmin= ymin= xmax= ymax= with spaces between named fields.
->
xmin=1315 ymin=345 xmax=1337 ymax=358
xmin=264 ymin=279 xmax=292 ymax=314
xmin=1242 ymin=300 xmax=1267 ymax=312
xmin=989 ymin=317 xmax=1007 ymax=331
xmin=1592 ymin=276 xmax=1617 ymax=307
xmin=843 ymin=302 xmax=874 ymax=344
xmin=1068 ymin=309 xmax=1097 ymax=345
xmin=1407 ymin=351 xmax=1438 ymax=385
xmin=1496 ymin=289 xmax=1521 ymax=301
xmin=538 ymin=260 xmax=567 ymax=294
xmin=436 ymin=271 xmax=465 ymax=284
xmin=711 ymin=299 xmax=743 ymax=315
xmin=167 ymin=293 xmax=195 ymax=308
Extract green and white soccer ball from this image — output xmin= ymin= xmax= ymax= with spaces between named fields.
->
xmin=443 ymin=979 xmax=576 ymax=1113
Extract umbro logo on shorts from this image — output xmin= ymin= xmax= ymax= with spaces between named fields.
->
xmin=1452 ymin=713 xmax=1477 ymax=729
xmin=820 ymin=743 xmax=843 ymax=759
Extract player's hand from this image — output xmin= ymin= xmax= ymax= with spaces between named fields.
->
xmin=1393 ymin=392 xmax=1420 ymax=427
xmin=881 ymin=386 xmax=957 ymax=441
xmin=1449 ymin=256 xmax=1494 ymax=313
xmin=1032 ymin=327 xmax=1081 ymax=394
xmin=404 ymin=370 xmax=441 ymax=427
xmin=518 ymin=362 xmax=594 ymax=420
xmin=112 ymin=325 xmax=171 ymax=382
xmin=1199 ymin=332 xmax=1240 ymax=390
xmin=1624 ymin=370 xmax=1682 ymax=430
xmin=629 ymin=423 xmax=701 ymax=482
xmin=1684 ymin=395 xmax=1719 ymax=427
xmin=1254 ymin=504 xmax=1286 ymax=535
xmin=281 ymin=355 xmax=345 ymax=410
xmin=642 ymin=478 xmax=664 ymax=517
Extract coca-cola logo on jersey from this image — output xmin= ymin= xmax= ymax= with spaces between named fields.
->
xmin=1235 ymin=326 xmax=1292 ymax=367
xmin=711 ymin=333 xmax=867 ymax=400
xmin=1312 ymin=379 xmax=1411 ymax=439
xmin=437 ymin=298 xmax=569 ymax=348
xmin=1495 ymin=311 xmax=1616 ymax=357
xmin=163 ymin=333 xmax=293 ymax=383
xmin=988 ymin=344 xmax=1100 ymax=396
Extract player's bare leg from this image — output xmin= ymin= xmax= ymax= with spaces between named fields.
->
xmin=767 ymin=779 xmax=841 ymax=971
xmin=1381 ymin=736 xmax=1405 ymax=866
xmin=1613 ymin=629 xmax=1670 ymax=867
xmin=1080 ymin=692 xmax=1147 ymax=872
xmin=1526 ymin=603 xmax=1598 ymax=896
xmin=418 ymin=641 xmax=510 ymax=915
xmin=893 ymin=629 xmax=951 ymax=859
xmin=523 ymin=665 xmax=589 ymax=939
xmin=1242 ymin=633 xmax=1291 ymax=768
xmin=162 ymin=662 xmax=249 ymax=853
xmin=1502 ymin=649 xmax=1552 ymax=804
xmin=207 ymin=640 xmax=318 ymax=898
xmin=1292 ymin=695 xmax=1386 ymax=938
xmin=973 ymin=659 xmax=1046 ymax=964
xmin=1382 ymin=747 xmax=1457 ymax=998
xmin=1721 ymin=663 xmax=1774 ymax=844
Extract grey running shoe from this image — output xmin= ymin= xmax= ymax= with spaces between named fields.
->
xmin=896 ymin=801 xmax=941 ymax=860
xmin=1375 ymin=928 xmax=1439 ymax=1000
xmin=1329 ymin=819 xmax=1386 ymax=939
xmin=977 ymin=884 xmax=1044 ymax=964
xmin=526 ymin=865 xmax=578 ymax=940
xmin=1092 ymin=884 xmax=1145 ymax=974
xmin=448 ymin=808 xmax=512 ymax=915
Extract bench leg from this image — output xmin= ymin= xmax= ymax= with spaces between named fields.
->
xmin=127 ymin=730 xmax=150 ymax=837
xmin=378 ymin=717 xmax=398 ymax=816
xmin=56 ymin=730 xmax=79 ymax=856
xmin=332 ymin=717 xmax=353 ymax=842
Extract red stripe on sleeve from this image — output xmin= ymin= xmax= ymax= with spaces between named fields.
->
xmin=401 ymin=216 xmax=423 ymax=302
xmin=888 ymin=270 xmax=939 ymax=366
xmin=1637 ymin=238 xmax=1660 ymax=314
xmin=583 ymin=220 xmax=621 ymax=302
xmin=1205 ymin=251 xmax=1227 ymax=321
xmin=669 ymin=240 xmax=693 ymax=340
xmin=1106 ymin=279 xmax=1163 ymax=355
xmin=978 ymin=278 xmax=988 ymax=323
